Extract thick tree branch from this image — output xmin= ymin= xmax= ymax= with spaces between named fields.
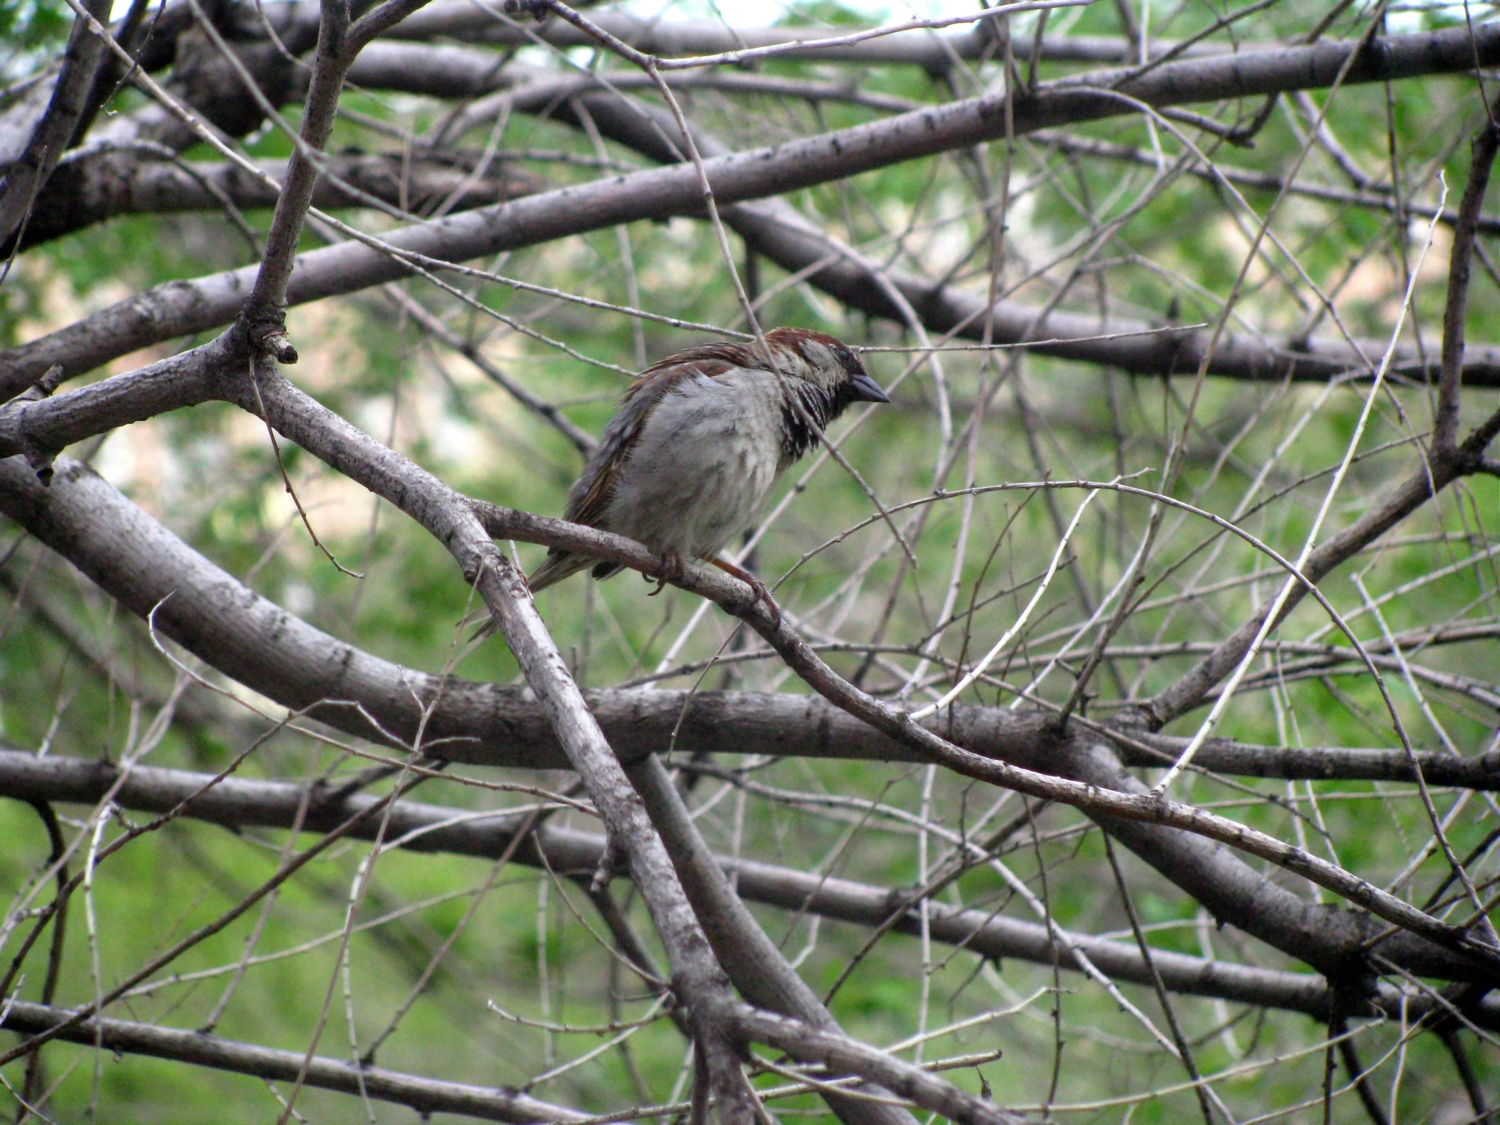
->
xmin=13 ymin=148 xmax=541 ymax=249
xmin=382 ymin=4 xmax=1246 ymax=67
xmin=225 ymin=351 xmax=1021 ymax=1124
xmin=229 ymin=0 xmax=1240 ymax=66
xmin=532 ymin=87 xmax=1500 ymax=449
xmin=222 ymin=356 xmax=762 ymax=1121
xmin=237 ymin=344 xmax=1035 ymax=1125
xmin=0 ymin=439 xmax=1491 ymax=783
xmin=625 ymin=754 xmax=918 ymax=1125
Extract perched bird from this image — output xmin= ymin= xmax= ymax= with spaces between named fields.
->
xmin=525 ymin=326 xmax=889 ymax=618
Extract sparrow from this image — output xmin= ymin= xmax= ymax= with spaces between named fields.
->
xmin=524 ymin=326 xmax=889 ymax=619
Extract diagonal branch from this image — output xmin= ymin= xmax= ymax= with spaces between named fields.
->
xmin=240 ymin=0 xmax=353 ymax=361
xmin=0 ymin=0 xmax=112 ymax=248
xmin=220 ymin=354 xmax=762 ymax=1124
xmin=653 ymin=571 xmax=1500 ymax=979
xmin=1142 ymin=419 xmax=1491 ymax=728
xmin=1436 ymin=96 xmax=1500 ymax=453
xmin=626 ymin=754 xmax=919 ymax=1125
xmin=211 ymin=359 xmax=1023 ymax=1125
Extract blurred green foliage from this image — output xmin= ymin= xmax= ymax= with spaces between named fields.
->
xmin=0 ymin=0 xmax=72 ymax=75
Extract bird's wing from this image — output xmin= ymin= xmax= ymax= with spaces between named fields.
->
xmin=563 ymin=356 xmax=736 ymax=531
xmin=636 ymin=341 xmax=758 ymax=379
xmin=530 ymin=350 xmax=748 ymax=593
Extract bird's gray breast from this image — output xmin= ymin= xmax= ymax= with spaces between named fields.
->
xmin=603 ymin=370 xmax=783 ymax=558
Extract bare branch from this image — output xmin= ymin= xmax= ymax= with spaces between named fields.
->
xmin=1436 ymin=97 xmax=1500 ymax=453
xmin=2 ymin=452 xmax=1493 ymax=983
xmin=241 ymin=0 xmax=354 ymax=361
xmin=727 ymin=1003 xmax=1028 ymax=1125
xmin=1144 ymin=451 xmax=1479 ymax=726
xmin=384 ymin=4 xmax=1235 ymax=66
xmin=0 ymin=0 xmax=111 ymax=247
xmin=626 ymin=754 xmax=919 ymax=1125
xmin=0 ymin=999 xmax=592 ymax=1124
xmin=13 ymin=146 xmax=541 ymax=250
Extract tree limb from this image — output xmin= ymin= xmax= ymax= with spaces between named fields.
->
xmin=0 ymin=999 xmax=594 ymax=1124
xmin=0 ymin=0 xmax=111 ymax=246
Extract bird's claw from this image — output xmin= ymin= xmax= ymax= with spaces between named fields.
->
xmin=746 ymin=573 xmax=782 ymax=631
xmin=708 ymin=557 xmax=781 ymax=629
xmin=648 ymin=551 xmax=685 ymax=596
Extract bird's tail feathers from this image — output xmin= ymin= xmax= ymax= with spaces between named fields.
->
xmin=526 ymin=550 xmax=595 ymax=594
xmin=460 ymin=551 xmax=607 ymax=643
xmin=458 ymin=605 xmax=497 ymax=642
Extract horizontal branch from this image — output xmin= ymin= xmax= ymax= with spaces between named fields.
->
xmin=6 ymin=54 xmax=916 ymax=249
xmin=342 ymin=44 xmax=938 ymax=113
xmin=2 ymin=748 xmax=1495 ymax=1028
xmin=377 ymin=4 xmax=1238 ymax=67
xmin=76 ymin=0 xmax=1206 ymax=83
xmin=6 ymin=21 xmax=1499 ymax=396
xmin=0 ymin=999 xmax=591 ymax=1123
xmin=1133 ymin=731 xmax=1500 ymax=788
xmin=15 ymin=147 xmax=542 ymax=249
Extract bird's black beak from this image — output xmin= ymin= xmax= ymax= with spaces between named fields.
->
xmin=850 ymin=372 xmax=891 ymax=403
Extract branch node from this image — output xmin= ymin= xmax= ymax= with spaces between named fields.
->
xmin=262 ymin=331 xmax=298 ymax=365
xmin=22 ymin=446 xmax=56 ymax=487
xmin=27 ymin=365 xmax=66 ymax=399
xmin=589 ymin=831 xmax=628 ymax=893
xmin=13 ymin=364 xmax=65 ymax=485
xmin=242 ymin=309 xmax=298 ymax=365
